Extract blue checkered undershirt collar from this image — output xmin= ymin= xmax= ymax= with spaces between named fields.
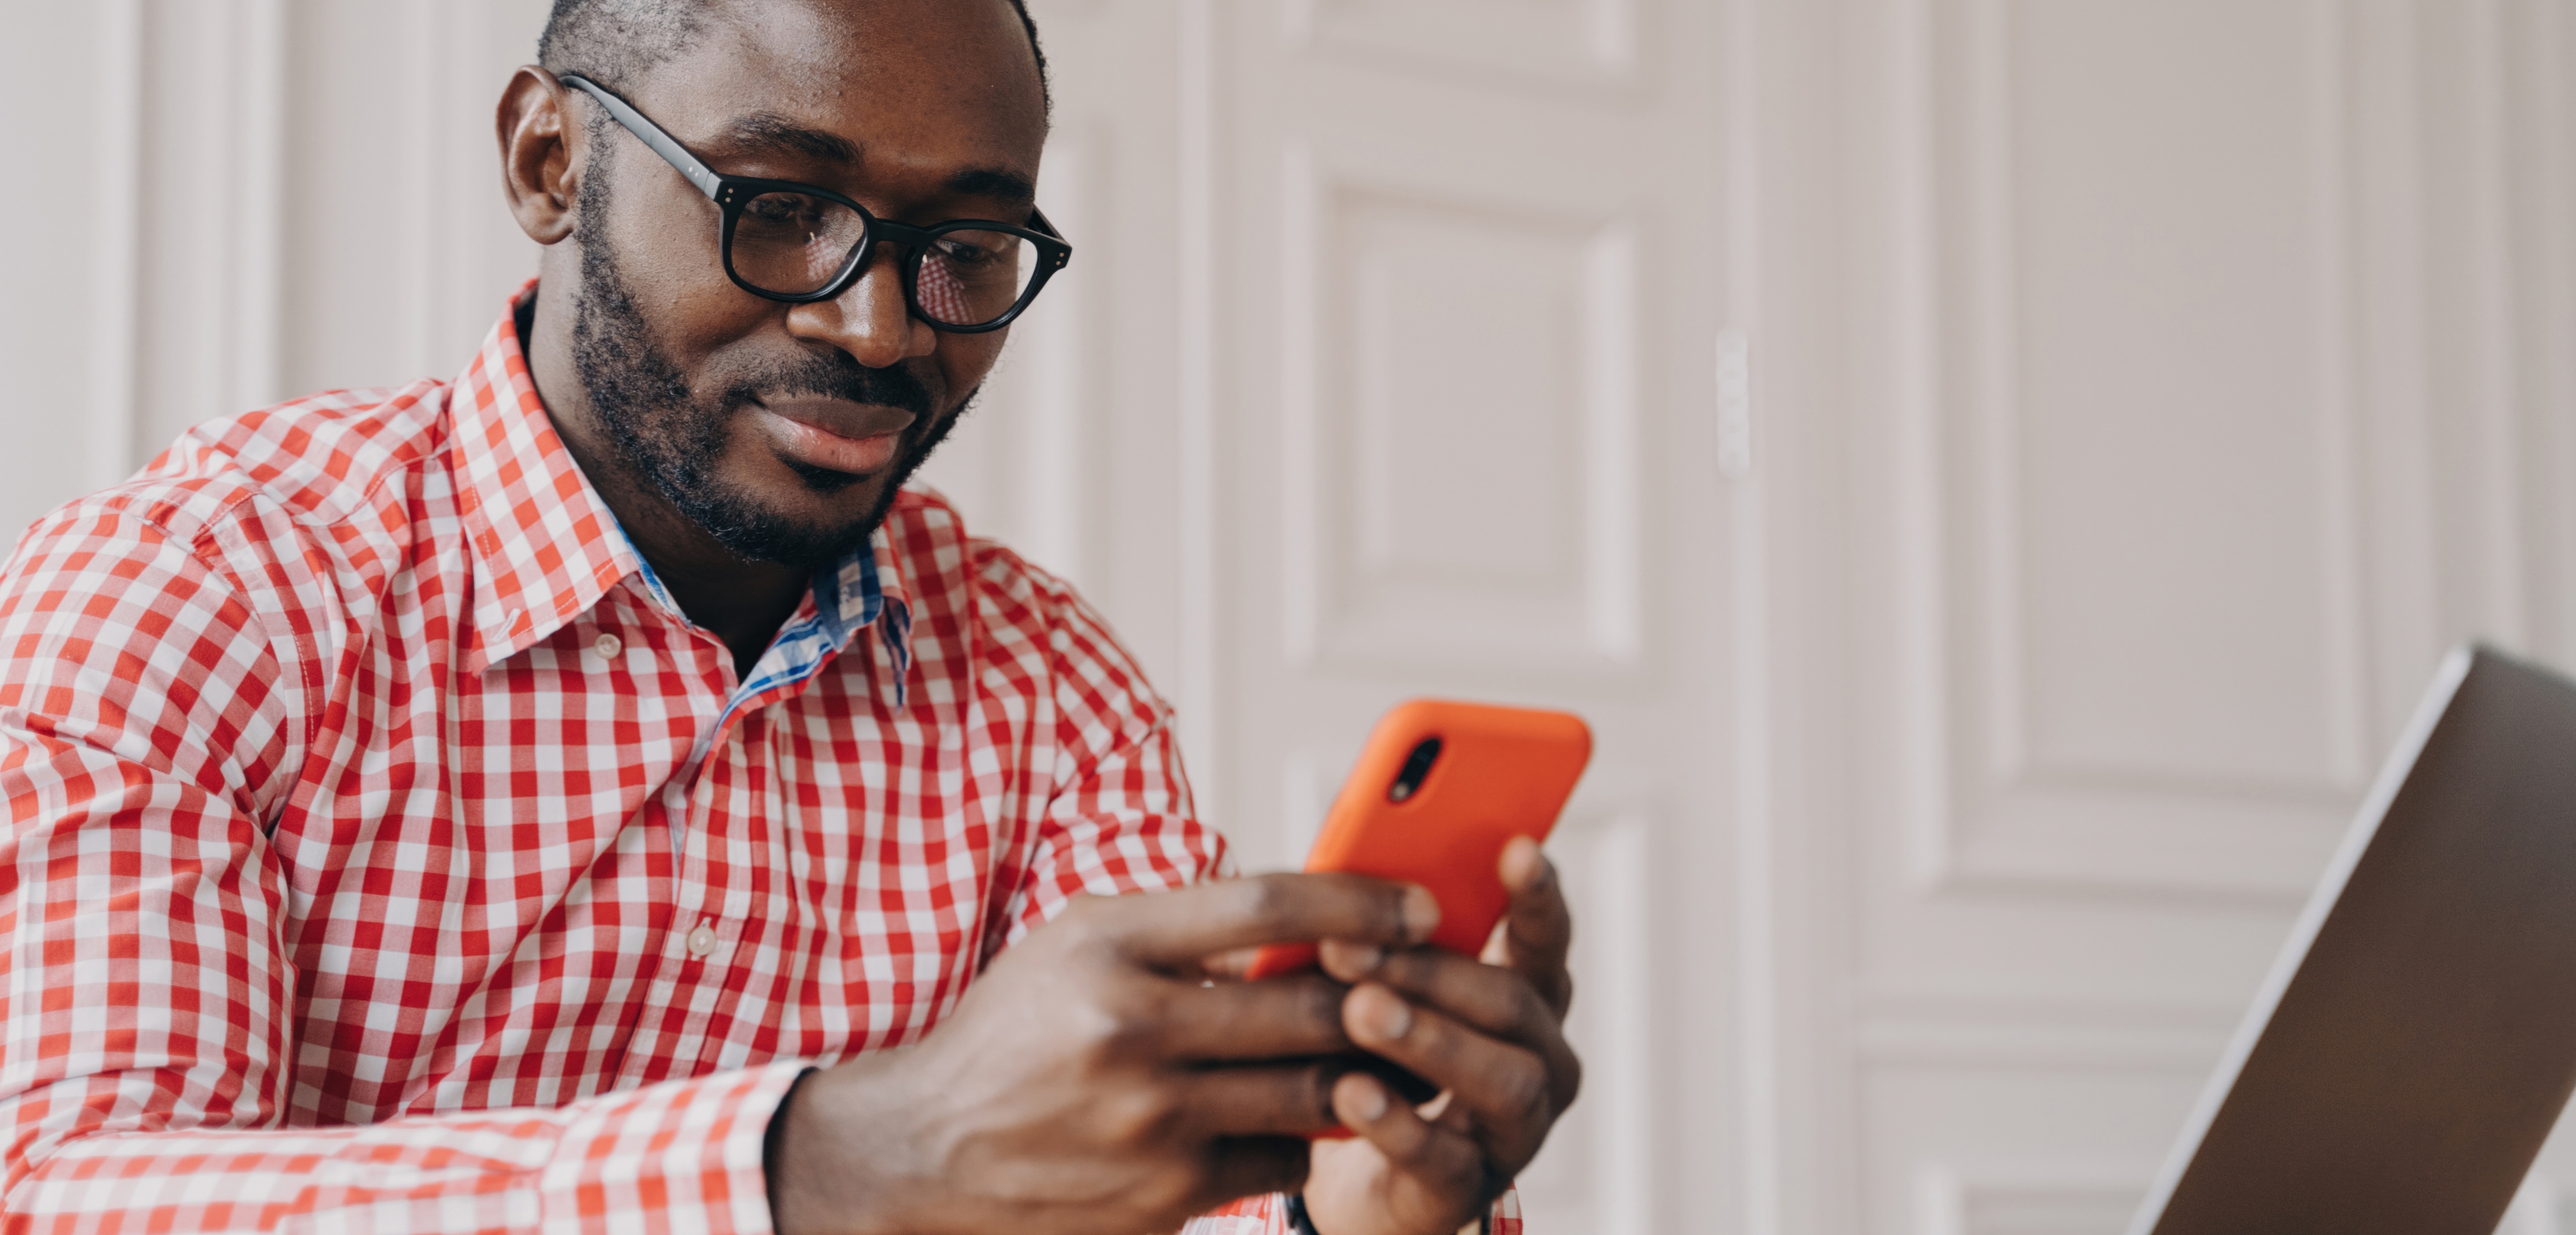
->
xmin=610 ymin=516 xmax=915 ymax=720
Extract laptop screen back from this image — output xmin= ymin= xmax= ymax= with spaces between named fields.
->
xmin=2133 ymin=644 xmax=2576 ymax=1235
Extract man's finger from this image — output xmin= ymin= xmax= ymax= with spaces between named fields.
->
xmin=1329 ymin=1070 xmax=1484 ymax=1184
xmin=1156 ymin=975 xmax=1355 ymax=1061
xmin=1496 ymin=838 xmax=1573 ymax=1016
xmin=1323 ymin=943 xmax=1553 ymax=1048
xmin=1182 ymin=1062 xmax=1344 ymax=1136
xmin=1341 ymin=983 xmax=1567 ymax=1166
xmin=1106 ymin=873 xmax=1441 ymax=967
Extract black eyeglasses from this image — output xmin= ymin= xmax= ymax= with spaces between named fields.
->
xmin=558 ymin=73 xmax=1071 ymax=334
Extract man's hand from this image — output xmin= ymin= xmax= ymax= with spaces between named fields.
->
xmin=771 ymin=872 xmax=1441 ymax=1235
xmin=1301 ymin=838 xmax=1582 ymax=1235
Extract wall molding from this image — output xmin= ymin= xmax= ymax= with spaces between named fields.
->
xmin=131 ymin=0 xmax=289 ymax=457
xmin=1912 ymin=1160 xmax=2154 ymax=1235
xmin=87 ymin=0 xmax=144 ymax=489
xmin=1276 ymin=148 xmax=1646 ymax=681
xmin=1853 ymin=987 xmax=2240 ymax=1072
xmin=2498 ymin=0 xmax=2576 ymax=670
xmin=1176 ymin=0 xmax=1224 ymax=816
xmin=1890 ymin=0 xmax=2393 ymax=901
xmin=1279 ymin=0 xmax=1643 ymax=93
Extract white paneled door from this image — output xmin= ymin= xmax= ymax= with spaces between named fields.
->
xmin=1769 ymin=0 xmax=2576 ymax=1232
xmin=1194 ymin=5 xmax=1741 ymax=1234
xmin=946 ymin=4 xmax=1751 ymax=1231
xmin=949 ymin=1 xmax=2576 ymax=1234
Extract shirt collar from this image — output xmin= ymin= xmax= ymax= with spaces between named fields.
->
xmin=733 ymin=529 xmax=915 ymax=709
xmin=451 ymin=283 xmax=642 ymax=672
xmin=451 ymin=282 xmax=917 ymax=692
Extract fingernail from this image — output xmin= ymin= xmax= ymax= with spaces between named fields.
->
xmin=1500 ymin=837 xmax=1549 ymax=889
xmin=1401 ymin=885 xmax=1441 ymax=941
xmin=1345 ymin=1075 xmax=1389 ymax=1123
xmin=1361 ymin=989 xmax=1414 ymax=1041
xmin=1329 ymin=943 xmax=1391 ymax=979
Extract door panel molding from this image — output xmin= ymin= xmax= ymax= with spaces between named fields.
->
xmin=1278 ymin=148 xmax=1647 ymax=681
xmin=1279 ymin=0 xmax=1641 ymax=90
xmin=1890 ymin=0 xmax=2394 ymax=899
xmin=1911 ymin=1162 xmax=2153 ymax=1235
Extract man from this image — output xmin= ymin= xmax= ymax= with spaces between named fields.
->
xmin=0 ymin=1 xmax=1580 ymax=1233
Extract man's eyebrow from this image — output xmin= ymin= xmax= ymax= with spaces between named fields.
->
xmin=708 ymin=112 xmax=864 ymax=165
xmin=701 ymin=116 xmax=1036 ymax=206
xmin=946 ymin=168 xmax=1037 ymax=205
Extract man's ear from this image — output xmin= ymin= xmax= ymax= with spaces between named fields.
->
xmin=499 ymin=66 xmax=582 ymax=246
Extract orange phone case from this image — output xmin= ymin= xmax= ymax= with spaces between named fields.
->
xmin=1246 ymin=699 xmax=1592 ymax=980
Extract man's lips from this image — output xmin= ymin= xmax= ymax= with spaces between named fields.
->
xmin=753 ymin=399 xmax=915 ymax=476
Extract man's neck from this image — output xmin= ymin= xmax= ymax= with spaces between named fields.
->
xmin=517 ymin=288 xmax=808 ymax=679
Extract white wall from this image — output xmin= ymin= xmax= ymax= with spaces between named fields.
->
xmin=1763 ymin=1 xmax=2576 ymax=1232
xmin=1 ymin=0 xmax=149 ymax=534
xmin=0 ymin=0 xmax=551 ymax=541
xmin=3 ymin=2 xmax=2573 ymax=1234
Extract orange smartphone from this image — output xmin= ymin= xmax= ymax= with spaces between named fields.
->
xmin=1246 ymin=699 xmax=1592 ymax=981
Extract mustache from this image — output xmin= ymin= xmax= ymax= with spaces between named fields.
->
xmin=720 ymin=351 xmax=937 ymax=420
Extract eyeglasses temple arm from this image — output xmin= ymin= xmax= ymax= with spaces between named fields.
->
xmin=556 ymin=74 xmax=726 ymax=204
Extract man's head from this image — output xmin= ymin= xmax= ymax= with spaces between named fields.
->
xmin=536 ymin=0 xmax=1049 ymax=115
xmin=500 ymin=0 xmax=1050 ymax=571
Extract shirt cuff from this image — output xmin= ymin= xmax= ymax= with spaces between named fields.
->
xmin=537 ymin=1059 xmax=809 ymax=1234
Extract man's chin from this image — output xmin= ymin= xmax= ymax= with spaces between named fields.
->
xmin=717 ymin=520 xmax=881 ymax=571
xmin=688 ymin=414 xmax=950 ymax=566
xmin=670 ymin=472 xmax=891 ymax=570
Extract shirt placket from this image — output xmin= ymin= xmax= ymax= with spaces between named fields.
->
xmin=671 ymin=723 xmax=749 ymax=1009
xmin=617 ymin=622 xmax=752 ymax=1085
xmin=655 ymin=666 xmax=820 ymax=1072
xmin=602 ymin=552 xmax=872 ymax=1080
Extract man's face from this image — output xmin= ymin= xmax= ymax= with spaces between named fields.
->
xmin=566 ymin=0 xmax=1047 ymax=568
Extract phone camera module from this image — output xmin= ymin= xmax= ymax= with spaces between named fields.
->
xmin=1386 ymin=737 xmax=1443 ymax=803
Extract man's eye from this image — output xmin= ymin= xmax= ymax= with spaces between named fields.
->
xmin=935 ymin=232 xmax=1025 ymax=268
xmin=740 ymin=192 xmax=841 ymax=234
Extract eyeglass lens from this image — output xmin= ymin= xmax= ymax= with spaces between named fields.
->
xmin=731 ymin=190 xmax=1042 ymax=326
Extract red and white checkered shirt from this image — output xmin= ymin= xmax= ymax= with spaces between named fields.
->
xmin=0 ymin=295 xmax=1523 ymax=1235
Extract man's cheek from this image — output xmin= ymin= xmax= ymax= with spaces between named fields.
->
xmin=695 ymin=408 xmax=771 ymax=478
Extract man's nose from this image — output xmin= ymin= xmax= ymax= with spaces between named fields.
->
xmin=786 ymin=243 xmax=937 ymax=368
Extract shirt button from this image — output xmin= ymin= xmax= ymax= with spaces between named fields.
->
xmin=593 ymin=633 xmax=622 ymax=661
xmin=686 ymin=922 xmax=717 ymax=957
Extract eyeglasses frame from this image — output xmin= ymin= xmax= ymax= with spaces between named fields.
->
xmin=556 ymin=72 xmax=1072 ymax=334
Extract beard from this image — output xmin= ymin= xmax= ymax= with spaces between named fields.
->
xmin=567 ymin=161 xmax=968 ymax=571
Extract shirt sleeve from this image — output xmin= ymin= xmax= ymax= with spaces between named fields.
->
xmin=0 ymin=493 xmax=801 ymax=1235
xmin=981 ymin=571 xmax=1228 ymax=953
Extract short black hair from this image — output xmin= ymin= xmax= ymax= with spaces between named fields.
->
xmin=537 ymin=0 xmax=1050 ymax=113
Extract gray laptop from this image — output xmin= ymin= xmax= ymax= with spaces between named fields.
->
xmin=2130 ymin=643 xmax=2576 ymax=1234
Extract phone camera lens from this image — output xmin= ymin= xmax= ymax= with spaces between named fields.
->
xmin=1387 ymin=737 xmax=1443 ymax=803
